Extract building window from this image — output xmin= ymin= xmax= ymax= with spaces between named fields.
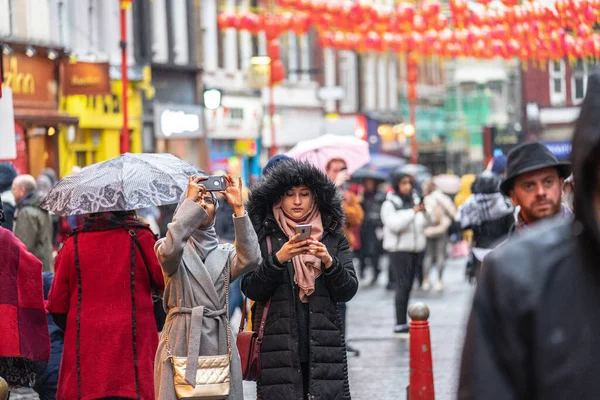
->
xmin=549 ymin=60 xmax=566 ymax=106
xmin=571 ymin=59 xmax=587 ymax=105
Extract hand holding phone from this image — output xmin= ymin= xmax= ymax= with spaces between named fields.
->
xmin=295 ymin=224 xmax=312 ymax=241
xmin=276 ymin=232 xmax=311 ymax=264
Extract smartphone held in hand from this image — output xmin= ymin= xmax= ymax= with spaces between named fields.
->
xmin=205 ymin=176 xmax=226 ymax=192
xmin=295 ymin=224 xmax=312 ymax=241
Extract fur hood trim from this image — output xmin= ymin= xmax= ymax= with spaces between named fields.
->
xmin=248 ymin=159 xmax=345 ymax=237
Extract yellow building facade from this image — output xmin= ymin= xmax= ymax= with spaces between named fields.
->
xmin=58 ymin=80 xmax=143 ymax=177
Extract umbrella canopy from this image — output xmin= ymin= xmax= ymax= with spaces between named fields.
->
xmin=351 ymin=167 xmax=387 ymax=183
xmin=40 ymin=153 xmax=202 ymax=216
xmin=285 ymin=133 xmax=370 ymax=175
xmin=433 ymin=174 xmax=461 ymax=195
xmin=368 ymin=153 xmax=406 ymax=175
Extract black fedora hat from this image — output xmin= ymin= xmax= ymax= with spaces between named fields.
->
xmin=500 ymin=142 xmax=571 ymax=196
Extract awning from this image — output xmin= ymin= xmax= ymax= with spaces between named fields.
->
xmin=14 ymin=108 xmax=79 ymax=126
xmin=454 ymin=67 xmax=508 ymax=84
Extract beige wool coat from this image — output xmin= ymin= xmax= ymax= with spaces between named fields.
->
xmin=154 ymin=199 xmax=261 ymax=399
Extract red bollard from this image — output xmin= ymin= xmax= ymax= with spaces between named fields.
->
xmin=408 ymin=303 xmax=435 ymax=400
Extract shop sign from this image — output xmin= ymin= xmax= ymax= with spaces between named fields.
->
xmin=154 ymin=103 xmax=204 ymax=139
xmin=61 ymin=62 xmax=111 ymax=96
xmin=0 ymin=88 xmax=17 ymax=159
xmin=206 ymin=96 xmax=262 ymax=140
xmin=1 ymin=53 xmax=57 ymax=109
xmin=543 ymin=141 xmax=572 ymax=160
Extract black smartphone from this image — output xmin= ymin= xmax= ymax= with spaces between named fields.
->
xmin=204 ymin=175 xmax=226 ymax=192
xmin=295 ymin=224 xmax=312 ymax=241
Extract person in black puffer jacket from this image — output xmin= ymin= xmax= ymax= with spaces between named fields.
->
xmin=242 ymin=159 xmax=358 ymax=400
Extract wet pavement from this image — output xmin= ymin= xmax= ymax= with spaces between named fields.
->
xmin=9 ymin=257 xmax=473 ymax=400
xmin=242 ymin=255 xmax=474 ymax=400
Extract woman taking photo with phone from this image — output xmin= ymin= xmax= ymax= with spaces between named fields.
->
xmin=380 ymin=171 xmax=431 ymax=334
xmin=242 ymin=159 xmax=358 ymax=400
xmin=154 ymin=174 xmax=261 ymax=400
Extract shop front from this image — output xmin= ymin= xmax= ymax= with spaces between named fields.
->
xmin=2 ymin=48 xmax=78 ymax=177
xmin=59 ymin=63 xmax=144 ymax=178
xmin=206 ymin=95 xmax=263 ymax=183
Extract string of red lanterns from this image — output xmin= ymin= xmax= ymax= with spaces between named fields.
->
xmin=218 ymin=0 xmax=600 ymax=63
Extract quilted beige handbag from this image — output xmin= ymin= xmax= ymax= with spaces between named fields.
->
xmin=166 ymin=268 xmax=232 ymax=400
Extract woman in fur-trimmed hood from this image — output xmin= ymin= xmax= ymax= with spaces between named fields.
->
xmin=242 ymin=159 xmax=358 ymax=400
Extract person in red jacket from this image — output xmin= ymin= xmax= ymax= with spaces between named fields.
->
xmin=0 ymin=200 xmax=50 ymax=392
xmin=48 ymin=211 xmax=164 ymax=400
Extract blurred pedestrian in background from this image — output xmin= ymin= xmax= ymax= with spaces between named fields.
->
xmin=33 ymin=272 xmax=63 ymax=400
xmin=381 ymin=171 xmax=429 ymax=334
xmin=563 ymin=175 xmax=575 ymax=211
xmin=0 ymin=201 xmax=50 ymax=394
xmin=325 ymin=157 xmax=363 ymax=355
xmin=48 ymin=210 xmax=164 ymax=400
xmin=458 ymin=70 xmax=600 ymax=400
xmin=242 ymin=159 xmax=358 ymax=399
xmin=358 ymin=177 xmax=386 ymax=285
xmin=154 ymin=175 xmax=260 ymax=400
xmin=500 ymin=141 xmax=572 ymax=234
xmin=422 ymin=179 xmax=457 ymax=291
xmin=0 ymin=162 xmax=17 ymax=231
xmin=12 ymin=174 xmax=54 ymax=272
xmin=457 ymin=173 xmax=514 ymax=282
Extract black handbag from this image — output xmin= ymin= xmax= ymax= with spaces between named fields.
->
xmin=129 ymin=228 xmax=167 ymax=331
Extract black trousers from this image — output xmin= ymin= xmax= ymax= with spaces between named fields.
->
xmin=390 ymin=251 xmax=419 ymax=325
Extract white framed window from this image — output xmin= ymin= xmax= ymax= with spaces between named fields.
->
xmin=571 ymin=59 xmax=587 ymax=105
xmin=549 ymin=60 xmax=566 ymax=106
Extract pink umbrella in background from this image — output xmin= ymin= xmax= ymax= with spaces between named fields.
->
xmin=285 ymin=134 xmax=370 ymax=175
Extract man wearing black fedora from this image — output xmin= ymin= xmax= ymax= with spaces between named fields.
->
xmin=500 ymin=141 xmax=572 ymax=232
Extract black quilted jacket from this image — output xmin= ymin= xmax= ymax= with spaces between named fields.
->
xmin=242 ymin=159 xmax=358 ymax=400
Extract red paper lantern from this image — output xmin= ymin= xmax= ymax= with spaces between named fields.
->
xmin=326 ymin=0 xmax=343 ymax=15
xmin=217 ymin=13 xmax=237 ymax=30
xmin=434 ymin=14 xmax=449 ymax=31
xmin=450 ymin=0 xmax=468 ymax=16
xmin=501 ymin=0 xmax=518 ymax=7
xmin=267 ymin=40 xmax=280 ymax=61
xmin=413 ymin=15 xmax=427 ymax=33
xmin=396 ymin=3 xmax=416 ymax=25
xmin=239 ymin=13 xmax=262 ymax=34
xmin=291 ymin=14 xmax=311 ymax=35
xmin=422 ymin=0 xmax=441 ymax=19
xmin=311 ymin=0 xmax=327 ymax=13
xmin=577 ymin=23 xmax=592 ymax=38
xmin=366 ymin=32 xmax=384 ymax=52
xmin=270 ymin=60 xmax=285 ymax=84
xmin=318 ymin=32 xmax=334 ymax=48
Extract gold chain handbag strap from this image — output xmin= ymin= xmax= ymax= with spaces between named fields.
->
xmin=164 ymin=262 xmax=232 ymax=359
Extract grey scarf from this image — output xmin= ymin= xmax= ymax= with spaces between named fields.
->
xmin=174 ymin=192 xmax=220 ymax=261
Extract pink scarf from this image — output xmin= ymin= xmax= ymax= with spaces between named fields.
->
xmin=273 ymin=202 xmax=324 ymax=303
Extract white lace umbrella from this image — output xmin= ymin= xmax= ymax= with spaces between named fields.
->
xmin=40 ymin=153 xmax=202 ymax=216
xmin=285 ymin=134 xmax=370 ymax=175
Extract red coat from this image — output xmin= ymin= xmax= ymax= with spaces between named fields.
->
xmin=0 ymin=227 xmax=50 ymax=387
xmin=48 ymin=225 xmax=164 ymax=400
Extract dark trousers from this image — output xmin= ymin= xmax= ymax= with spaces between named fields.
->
xmin=414 ymin=251 xmax=426 ymax=287
xmin=391 ymin=251 xmax=419 ymax=325
xmin=358 ymin=252 xmax=381 ymax=279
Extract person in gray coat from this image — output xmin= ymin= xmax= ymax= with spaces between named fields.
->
xmin=154 ymin=174 xmax=262 ymax=400
xmin=12 ymin=174 xmax=54 ymax=272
